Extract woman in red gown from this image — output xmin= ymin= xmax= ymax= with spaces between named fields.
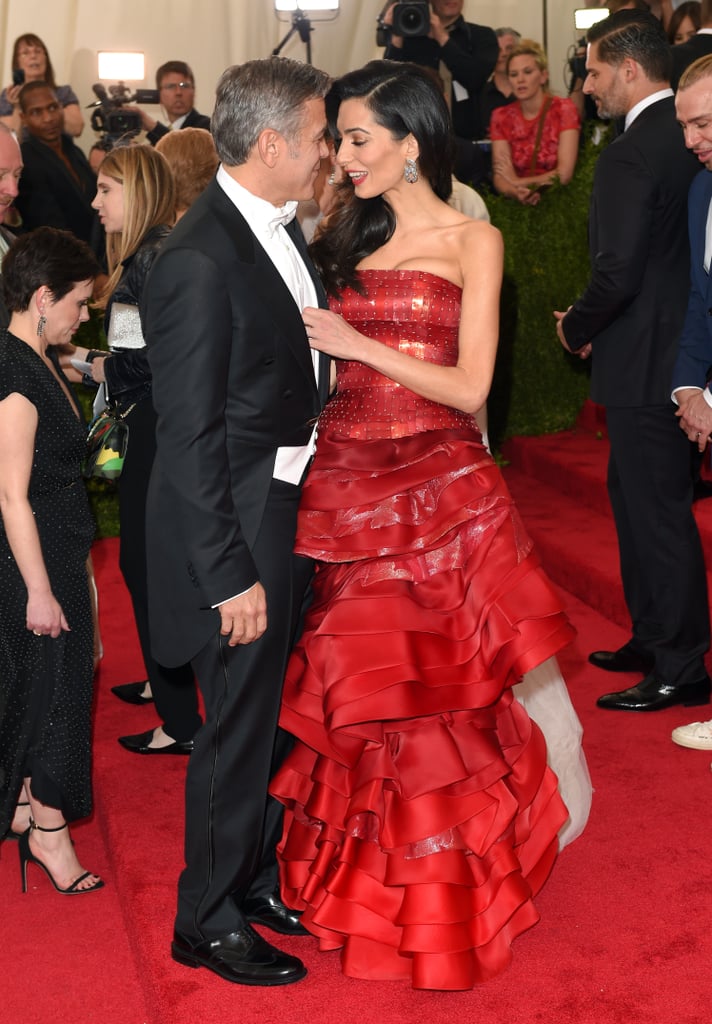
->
xmin=271 ymin=61 xmax=589 ymax=990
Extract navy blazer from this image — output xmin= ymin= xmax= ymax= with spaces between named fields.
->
xmin=671 ymin=169 xmax=712 ymax=392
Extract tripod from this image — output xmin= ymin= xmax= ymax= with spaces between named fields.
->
xmin=272 ymin=11 xmax=313 ymax=64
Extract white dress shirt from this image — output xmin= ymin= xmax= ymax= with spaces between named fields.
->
xmin=216 ymin=165 xmax=319 ymax=485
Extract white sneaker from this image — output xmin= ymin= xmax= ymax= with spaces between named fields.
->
xmin=671 ymin=719 xmax=712 ymax=750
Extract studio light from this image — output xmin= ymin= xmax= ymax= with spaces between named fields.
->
xmin=273 ymin=1 xmax=339 ymax=63
xmin=574 ymin=9 xmax=610 ymax=31
xmin=97 ymin=51 xmax=145 ymax=82
xmin=275 ymin=1 xmax=340 ymax=16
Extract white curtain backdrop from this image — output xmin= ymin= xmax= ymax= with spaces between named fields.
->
xmin=0 ymin=1 xmax=585 ymax=154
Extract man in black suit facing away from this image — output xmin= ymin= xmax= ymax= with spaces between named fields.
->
xmin=555 ymin=10 xmax=711 ymax=712
xmin=142 ymin=57 xmax=330 ymax=987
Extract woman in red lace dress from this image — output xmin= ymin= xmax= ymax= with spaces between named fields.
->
xmin=271 ymin=60 xmax=590 ymax=990
xmin=490 ymin=40 xmax=580 ymax=206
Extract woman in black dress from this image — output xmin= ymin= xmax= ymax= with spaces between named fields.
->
xmin=0 ymin=227 xmax=102 ymax=893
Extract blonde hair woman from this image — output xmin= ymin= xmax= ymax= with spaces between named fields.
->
xmin=71 ymin=145 xmax=202 ymax=755
xmin=155 ymin=127 xmax=219 ymax=220
xmin=490 ymin=40 xmax=581 ymax=205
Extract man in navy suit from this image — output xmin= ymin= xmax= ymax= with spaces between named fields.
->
xmin=669 ymin=54 xmax=712 ymax=751
xmin=555 ymin=10 xmax=711 ymax=711
xmin=143 ymin=57 xmax=331 ymax=987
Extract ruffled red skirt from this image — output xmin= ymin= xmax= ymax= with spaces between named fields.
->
xmin=271 ymin=429 xmax=575 ymax=989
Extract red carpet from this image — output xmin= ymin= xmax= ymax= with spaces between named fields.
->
xmin=3 ymin=423 xmax=712 ymax=1022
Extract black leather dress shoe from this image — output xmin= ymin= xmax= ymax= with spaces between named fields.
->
xmin=243 ymin=891 xmax=309 ymax=936
xmin=596 ymin=673 xmax=712 ymax=712
xmin=171 ymin=927 xmax=306 ymax=986
xmin=111 ymin=681 xmax=154 ymax=705
xmin=118 ymin=728 xmax=194 ymax=755
xmin=588 ymin=644 xmax=654 ymax=674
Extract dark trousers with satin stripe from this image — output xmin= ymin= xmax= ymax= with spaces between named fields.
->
xmin=606 ymin=404 xmax=709 ymax=685
xmin=175 ymin=478 xmax=312 ymax=940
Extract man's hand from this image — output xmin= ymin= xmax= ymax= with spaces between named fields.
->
xmin=676 ymin=388 xmax=712 ymax=451
xmin=429 ymin=12 xmax=449 ymax=47
xmin=553 ymin=308 xmax=591 ymax=358
xmin=218 ymin=582 xmax=267 ymax=646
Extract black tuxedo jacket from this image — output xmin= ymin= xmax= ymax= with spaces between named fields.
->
xmin=671 ymin=32 xmax=712 ymax=89
xmin=16 ymin=134 xmax=101 ymax=254
xmin=146 ymin=107 xmax=211 ymax=145
xmin=562 ymin=96 xmax=698 ymax=407
xmin=143 ymin=177 xmax=329 ymax=666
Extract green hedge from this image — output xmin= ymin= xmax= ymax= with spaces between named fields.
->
xmin=484 ymin=131 xmax=604 ymax=449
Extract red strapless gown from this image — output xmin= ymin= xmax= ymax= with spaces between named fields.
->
xmin=271 ymin=270 xmax=575 ymax=989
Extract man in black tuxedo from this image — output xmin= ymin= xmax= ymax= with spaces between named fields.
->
xmin=142 ymin=57 xmax=330 ymax=987
xmin=555 ymin=10 xmax=711 ymax=711
xmin=671 ymin=0 xmax=712 ymax=88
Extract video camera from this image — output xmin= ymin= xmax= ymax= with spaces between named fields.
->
xmin=89 ymin=82 xmax=159 ymax=143
xmin=376 ymin=1 xmax=431 ymax=47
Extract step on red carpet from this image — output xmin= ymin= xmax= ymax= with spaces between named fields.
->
xmin=3 ymin=421 xmax=712 ymax=1022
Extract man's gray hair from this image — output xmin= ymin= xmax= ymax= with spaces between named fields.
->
xmin=211 ymin=57 xmax=330 ymax=166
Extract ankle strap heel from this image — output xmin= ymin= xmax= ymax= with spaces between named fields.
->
xmin=28 ymin=818 xmax=68 ymax=833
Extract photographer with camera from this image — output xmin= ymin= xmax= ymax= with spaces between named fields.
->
xmin=120 ymin=61 xmax=210 ymax=147
xmin=381 ymin=2 xmax=497 ymax=146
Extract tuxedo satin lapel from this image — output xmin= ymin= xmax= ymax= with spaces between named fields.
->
xmin=206 ymin=183 xmax=318 ymax=395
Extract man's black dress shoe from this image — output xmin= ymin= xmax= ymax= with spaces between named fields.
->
xmin=588 ymin=644 xmax=654 ymax=674
xmin=171 ymin=927 xmax=306 ymax=986
xmin=118 ymin=728 xmax=194 ymax=755
xmin=111 ymin=681 xmax=154 ymax=705
xmin=596 ymin=673 xmax=712 ymax=711
xmin=243 ymin=891 xmax=309 ymax=936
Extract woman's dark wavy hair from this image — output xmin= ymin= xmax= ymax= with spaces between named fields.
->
xmin=311 ymin=60 xmax=454 ymax=298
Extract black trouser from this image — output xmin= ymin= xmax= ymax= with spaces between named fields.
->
xmin=118 ymin=398 xmax=201 ymax=743
xmin=176 ymin=479 xmax=312 ymax=940
xmin=606 ymin=403 xmax=710 ymax=685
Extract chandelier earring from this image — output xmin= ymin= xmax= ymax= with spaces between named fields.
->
xmin=327 ymin=167 xmax=337 ymax=187
xmin=404 ymin=157 xmax=419 ymax=184
xmin=36 ymin=313 xmax=47 ymax=338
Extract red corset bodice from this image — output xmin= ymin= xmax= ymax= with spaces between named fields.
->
xmin=320 ymin=269 xmax=478 ymax=440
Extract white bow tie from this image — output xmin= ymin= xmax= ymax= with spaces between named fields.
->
xmin=267 ymin=202 xmax=298 ymax=237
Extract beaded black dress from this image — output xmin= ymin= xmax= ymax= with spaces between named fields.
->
xmin=0 ymin=330 xmax=95 ymax=834
xmin=271 ymin=270 xmax=589 ymax=989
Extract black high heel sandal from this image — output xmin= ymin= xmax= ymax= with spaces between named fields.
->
xmin=19 ymin=819 xmax=104 ymax=895
xmin=3 ymin=801 xmax=30 ymax=842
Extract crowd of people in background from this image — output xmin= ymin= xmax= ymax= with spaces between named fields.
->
xmin=2 ymin=0 xmax=712 ymax=999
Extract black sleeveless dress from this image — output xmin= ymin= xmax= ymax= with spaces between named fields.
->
xmin=0 ymin=330 xmax=95 ymax=833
